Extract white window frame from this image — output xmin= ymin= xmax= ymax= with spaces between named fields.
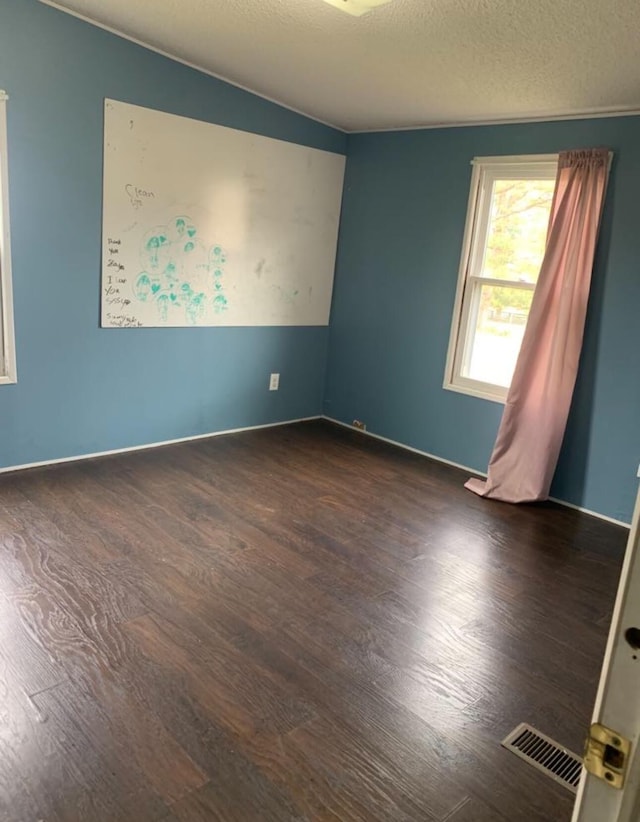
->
xmin=443 ymin=154 xmax=558 ymax=403
xmin=0 ymin=90 xmax=16 ymax=384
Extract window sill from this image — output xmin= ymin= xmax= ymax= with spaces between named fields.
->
xmin=0 ymin=374 xmax=17 ymax=385
xmin=443 ymin=379 xmax=506 ymax=404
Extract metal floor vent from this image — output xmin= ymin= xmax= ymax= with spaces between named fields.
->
xmin=502 ymin=723 xmax=583 ymax=793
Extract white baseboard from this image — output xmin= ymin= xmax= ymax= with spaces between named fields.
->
xmin=0 ymin=416 xmax=321 ymax=476
xmin=324 ymin=415 xmax=488 ymax=477
xmin=546 ymin=496 xmax=630 ymax=528
xmin=322 ymin=416 xmax=631 ymax=529
xmin=2 ymin=413 xmax=630 ymax=529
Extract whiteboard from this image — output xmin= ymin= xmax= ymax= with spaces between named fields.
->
xmin=101 ymin=99 xmax=346 ymax=328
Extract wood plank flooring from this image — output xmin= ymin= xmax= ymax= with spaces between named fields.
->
xmin=0 ymin=419 xmax=627 ymax=821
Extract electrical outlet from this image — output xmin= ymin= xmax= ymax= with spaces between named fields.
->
xmin=269 ymin=373 xmax=280 ymax=391
xmin=352 ymin=419 xmax=366 ymax=431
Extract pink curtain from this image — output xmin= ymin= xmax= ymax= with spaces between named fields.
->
xmin=466 ymin=148 xmax=610 ymax=503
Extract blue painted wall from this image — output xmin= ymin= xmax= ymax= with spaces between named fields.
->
xmin=2 ymin=1 xmax=637 ymax=523
xmin=325 ymin=119 xmax=640 ymax=523
xmin=0 ymin=0 xmax=345 ymax=468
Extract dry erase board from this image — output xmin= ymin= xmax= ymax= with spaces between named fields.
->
xmin=101 ymin=99 xmax=345 ymax=328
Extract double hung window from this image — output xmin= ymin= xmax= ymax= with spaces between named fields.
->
xmin=444 ymin=155 xmax=558 ymax=402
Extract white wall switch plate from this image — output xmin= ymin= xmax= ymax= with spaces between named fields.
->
xmin=269 ymin=373 xmax=280 ymax=391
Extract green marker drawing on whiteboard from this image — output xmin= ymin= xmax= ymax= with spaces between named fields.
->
xmin=213 ymin=294 xmax=228 ymax=312
xmin=133 ymin=215 xmax=228 ymax=324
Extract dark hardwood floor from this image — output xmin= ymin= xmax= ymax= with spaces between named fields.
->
xmin=0 ymin=419 xmax=627 ymax=821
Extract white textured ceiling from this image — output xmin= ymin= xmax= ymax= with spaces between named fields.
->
xmin=43 ymin=0 xmax=640 ymax=131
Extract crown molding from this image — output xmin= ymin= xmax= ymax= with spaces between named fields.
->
xmin=37 ymin=1 xmax=640 ymax=135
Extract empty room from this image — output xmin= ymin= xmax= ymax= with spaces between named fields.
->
xmin=1 ymin=0 xmax=639 ymax=820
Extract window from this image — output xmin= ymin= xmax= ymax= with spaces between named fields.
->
xmin=0 ymin=90 xmax=16 ymax=383
xmin=444 ymin=154 xmax=558 ymax=402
